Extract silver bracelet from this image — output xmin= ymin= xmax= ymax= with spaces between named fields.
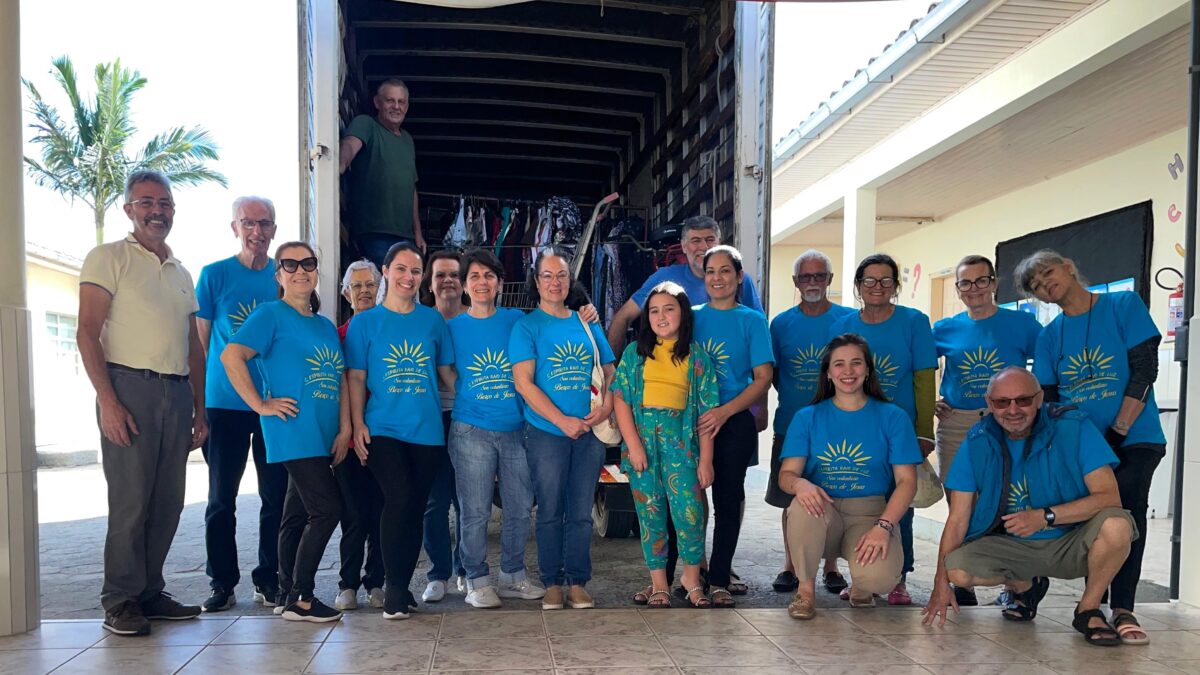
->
xmin=874 ymin=518 xmax=895 ymax=535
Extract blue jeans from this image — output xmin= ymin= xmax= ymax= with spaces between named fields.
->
xmin=523 ymin=424 xmax=605 ymax=587
xmin=423 ymin=410 xmax=464 ymax=582
xmin=448 ymin=421 xmax=534 ymax=583
xmin=355 ymin=233 xmax=415 ymax=271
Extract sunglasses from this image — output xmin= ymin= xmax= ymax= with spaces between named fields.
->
xmin=988 ymin=394 xmax=1039 ymax=409
xmin=280 ymin=257 xmax=318 ymax=273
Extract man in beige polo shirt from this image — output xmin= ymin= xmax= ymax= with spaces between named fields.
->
xmin=77 ymin=170 xmax=208 ymax=637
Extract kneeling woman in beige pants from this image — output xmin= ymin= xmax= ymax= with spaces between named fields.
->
xmin=777 ymin=333 xmax=921 ymax=619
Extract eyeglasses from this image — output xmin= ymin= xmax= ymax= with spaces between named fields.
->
xmin=239 ymin=218 xmax=276 ymax=230
xmin=348 ymin=281 xmax=378 ymax=292
xmin=988 ymin=393 xmax=1040 ymax=409
xmin=859 ymin=277 xmax=896 ymax=288
xmin=795 ymin=273 xmax=831 ymax=284
xmin=955 ymin=275 xmax=995 ymax=291
xmin=128 ymin=198 xmax=175 ymax=211
xmin=279 ymin=257 xmax=318 ymax=273
xmin=537 ymin=272 xmax=570 ymax=284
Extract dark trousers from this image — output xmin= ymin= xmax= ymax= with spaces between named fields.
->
xmin=707 ymin=410 xmax=756 ymax=588
xmin=202 ymin=408 xmax=289 ymax=592
xmin=1109 ymin=442 xmax=1165 ymax=610
xmin=99 ymin=369 xmax=192 ymax=612
xmin=334 ymin=455 xmax=385 ymax=591
xmin=278 ymin=457 xmax=343 ymax=602
xmin=355 ymin=233 xmax=415 ymax=271
xmin=366 ymin=435 xmax=445 ymax=612
xmin=423 ymin=410 xmax=465 ymax=582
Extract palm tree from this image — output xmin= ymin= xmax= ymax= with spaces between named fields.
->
xmin=23 ymin=56 xmax=228 ymax=245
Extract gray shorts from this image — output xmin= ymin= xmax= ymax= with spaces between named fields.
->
xmin=945 ymin=507 xmax=1137 ymax=582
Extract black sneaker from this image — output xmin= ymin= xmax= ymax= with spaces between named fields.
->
xmin=141 ymin=592 xmax=201 ymax=620
xmin=253 ymin=585 xmax=278 ymax=607
xmin=953 ymin=585 xmax=979 ymax=607
xmin=281 ymin=598 xmax=342 ymax=623
xmin=202 ymin=588 xmax=236 ymax=613
xmin=103 ymin=601 xmax=150 ymax=636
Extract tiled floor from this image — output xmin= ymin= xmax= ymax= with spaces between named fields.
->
xmin=4 ymin=603 xmax=1200 ymax=674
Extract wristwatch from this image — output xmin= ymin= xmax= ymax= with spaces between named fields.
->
xmin=1043 ymin=507 xmax=1057 ymax=526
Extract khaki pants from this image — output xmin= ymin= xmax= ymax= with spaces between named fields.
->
xmin=934 ymin=407 xmax=987 ymax=481
xmin=785 ymin=495 xmax=902 ymax=595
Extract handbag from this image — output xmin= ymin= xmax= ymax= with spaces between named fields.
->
xmin=912 ymin=457 xmax=945 ymax=509
xmin=577 ymin=313 xmax=623 ymax=445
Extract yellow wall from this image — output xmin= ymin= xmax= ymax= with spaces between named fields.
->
xmin=767 ymin=244 xmax=846 ymax=318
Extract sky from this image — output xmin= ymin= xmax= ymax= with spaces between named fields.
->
xmin=18 ymin=0 xmax=929 ymax=271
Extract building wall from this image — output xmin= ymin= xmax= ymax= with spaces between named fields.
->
xmin=766 ymin=244 xmax=846 ymax=318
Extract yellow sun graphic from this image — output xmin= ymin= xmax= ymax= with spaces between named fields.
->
xmin=815 ymin=440 xmax=872 ymax=471
xmin=305 ymin=345 xmax=344 ymax=378
xmin=466 ymin=348 xmax=512 ymax=376
xmin=1007 ymin=478 xmax=1031 ymax=511
xmin=701 ymin=338 xmax=730 ymax=373
xmin=547 ymin=341 xmax=590 ymax=366
xmin=382 ymin=341 xmax=432 ymax=370
xmin=957 ymin=346 xmax=1003 ymax=379
xmin=1061 ymin=347 xmax=1115 ymax=384
xmin=789 ymin=344 xmax=824 ymax=378
xmin=228 ymin=300 xmax=257 ymax=334
xmin=874 ymin=353 xmax=899 ymax=381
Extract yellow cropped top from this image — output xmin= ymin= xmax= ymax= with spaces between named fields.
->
xmin=642 ymin=340 xmax=689 ymax=409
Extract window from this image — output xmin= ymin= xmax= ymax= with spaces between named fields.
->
xmin=45 ymin=312 xmax=82 ymax=375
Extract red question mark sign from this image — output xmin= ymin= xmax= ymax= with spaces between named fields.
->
xmin=910 ymin=263 xmax=922 ymax=299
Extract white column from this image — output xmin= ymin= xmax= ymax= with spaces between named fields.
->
xmin=841 ymin=188 xmax=877 ymax=304
xmin=0 ymin=0 xmax=40 ymax=636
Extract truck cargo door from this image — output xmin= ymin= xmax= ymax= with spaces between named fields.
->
xmin=733 ymin=2 xmax=775 ymax=312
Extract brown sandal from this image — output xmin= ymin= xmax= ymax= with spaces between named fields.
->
xmin=710 ymin=587 xmax=736 ymax=608
xmin=788 ymin=593 xmax=816 ymax=620
xmin=646 ymin=589 xmax=672 ymax=608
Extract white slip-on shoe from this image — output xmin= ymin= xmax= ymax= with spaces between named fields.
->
xmin=334 ymin=588 xmax=358 ymax=611
xmin=422 ymin=580 xmax=447 ymax=603
xmin=498 ymin=578 xmax=547 ymax=600
xmin=465 ymin=585 xmax=502 ymax=609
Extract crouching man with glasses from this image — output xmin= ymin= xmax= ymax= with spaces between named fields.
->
xmin=922 ymin=367 xmax=1136 ymax=648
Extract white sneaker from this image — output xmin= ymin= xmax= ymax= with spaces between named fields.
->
xmin=382 ymin=608 xmax=410 ymax=620
xmin=273 ymin=604 xmax=286 ymax=616
xmin=498 ymin=578 xmax=547 ymax=600
xmin=422 ymin=580 xmax=447 ymax=603
xmin=454 ymin=575 xmax=468 ymax=594
xmin=367 ymin=587 xmax=385 ymax=609
xmin=465 ymin=585 xmax=502 ymax=609
xmin=334 ymin=588 xmax=358 ymax=611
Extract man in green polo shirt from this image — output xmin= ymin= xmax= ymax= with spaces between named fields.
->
xmin=339 ymin=78 xmax=424 ymax=265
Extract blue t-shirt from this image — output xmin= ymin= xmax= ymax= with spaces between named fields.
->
xmin=1033 ymin=292 xmax=1166 ymax=446
xmin=629 ymin=263 xmax=764 ymax=314
xmin=448 ymin=308 xmax=525 ymax=432
xmin=945 ymin=430 xmax=1117 ymax=540
xmin=195 ymin=256 xmax=278 ymax=411
xmin=934 ymin=308 xmax=1042 ymax=410
xmin=771 ymin=303 xmax=856 ymax=434
xmin=780 ymin=398 xmax=922 ymax=498
xmin=230 ymin=301 xmax=343 ymax=464
xmin=693 ymin=303 xmax=774 ymax=406
xmin=509 ymin=308 xmax=616 ymax=436
xmin=344 ymin=304 xmax=454 ymax=446
xmin=829 ymin=305 xmax=937 ymax=424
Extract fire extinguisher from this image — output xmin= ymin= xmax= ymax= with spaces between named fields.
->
xmin=1156 ymin=267 xmax=1185 ymax=338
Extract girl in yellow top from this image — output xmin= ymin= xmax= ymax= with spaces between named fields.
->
xmin=611 ymin=282 xmax=719 ymax=608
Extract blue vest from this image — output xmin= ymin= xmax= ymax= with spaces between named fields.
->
xmin=960 ymin=404 xmax=1094 ymax=542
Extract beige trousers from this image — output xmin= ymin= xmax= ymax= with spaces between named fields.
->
xmin=785 ymin=495 xmax=902 ymax=595
xmin=934 ymin=407 xmax=988 ymax=481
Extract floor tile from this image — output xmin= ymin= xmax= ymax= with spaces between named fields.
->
xmin=679 ymin=668 xmax=801 ymax=675
xmin=878 ymin=634 xmax=1032 ymax=665
xmin=1036 ymin=606 xmax=1174 ymax=632
xmin=51 ymin=645 xmax=203 ymax=674
xmin=178 ymin=642 xmax=320 ymax=674
xmin=1039 ymin=661 xmax=1181 ymax=674
xmin=432 ymin=636 xmax=552 ymax=671
xmin=1153 ymin=660 xmax=1200 ymax=674
xmin=325 ymin=612 xmax=441 ymax=642
xmin=641 ymin=608 xmax=759 ymax=636
xmin=0 ymin=621 xmax=106 ymax=650
xmin=212 ymin=616 xmax=335 ymax=644
xmin=922 ymin=666 xmax=1058 ymax=675
xmin=799 ymin=666 xmax=933 ymax=675
xmin=659 ymin=635 xmax=796 ymax=668
xmin=1134 ymin=605 xmax=1200 ymax=630
xmin=307 ymin=639 xmax=435 ymax=673
xmin=768 ymin=634 xmax=911 ymax=666
xmin=943 ymin=608 xmax=1073 ymax=634
xmin=439 ymin=610 xmax=545 ymax=638
xmin=736 ymin=609 xmax=863 ymax=636
xmin=0 ymin=647 xmax=83 ymax=674
xmin=1137 ymin=630 xmax=1200 ymax=661
xmin=543 ymin=609 xmax=651 ymax=636
xmin=94 ymin=618 xmax=234 ymax=646
xmin=562 ymin=668 xmax=680 ymax=675
xmin=549 ymin=636 xmax=671 ymax=668
xmin=983 ymin=630 xmax=1150 ymax=663
xmin=841 ymin=610 xmax=973 ymax=635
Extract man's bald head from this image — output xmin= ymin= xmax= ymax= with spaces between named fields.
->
xmin=985 ymin=367 xmax=1044 ymax=439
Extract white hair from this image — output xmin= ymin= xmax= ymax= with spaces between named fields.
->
xmin=341 ymin=258 xmax=381 ymax=292
xmin=232 ymin=195 xmax=276 ymax=222
xmin=793 ymin=248 xmax=834 ymax=275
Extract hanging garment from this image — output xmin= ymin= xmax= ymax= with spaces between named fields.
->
xmin=443 ymin=196 xmax=468 ymax=249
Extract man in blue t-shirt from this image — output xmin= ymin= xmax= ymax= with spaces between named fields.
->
xmin=922 ymin=368 xmax=1135 ymax=646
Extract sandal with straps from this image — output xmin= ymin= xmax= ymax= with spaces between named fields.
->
xmin=685 ymin=586 xmax=711 ymax=608
xmin=1113 ymin=611 xmax=1150 ymax=645
xmin=709 ymin=587 xmax=736 ymax=608
xmin=727 ymin=571 xmax=748 ymax=595
xmin=1072 ymin=607 xmax=1121 ymax=647
xmin=1001 ymin=577 xmax=1049 ymax=622
xmin=631 ymin=585 xmax=654 ymax=606
xmin=646 ymin=589 xmax=672 ymax=609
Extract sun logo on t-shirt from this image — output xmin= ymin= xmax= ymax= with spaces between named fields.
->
xmin=789 ymin=344 xmax=824 ymax=382
xmin=816 ymin=440 xmax=872 ymax=477
xmin=957 ymin=346 xmax=1003 ymax=386
xmin=1007 ymin=478 xmax=1033 ymax=512
xmin=1062 ymin=346 xmax=1115 ymax=388
xmin=700 ymin=338 xmax=730 ymax=376
xmin=466 ymin=348 xmax=512 ymax=387
xmin=305 ymin=345 xmax=344 ymax=383
xmin=228 ymin=300 xmax=257 ymax=335
xmin=874 ymin=353 xmax=900 ymax=384
xmin=548 ymin=341 xmax=590 ymax=368
xmin=383 ymin=341 xmax=431 ymax=373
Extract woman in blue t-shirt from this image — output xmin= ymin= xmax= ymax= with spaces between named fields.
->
xmin=222 ymin=241 xmax=349 ymax=623
xmin=1017 ymin=249 xmax=1164 ymax=645
xmin=345 ymin=242 xmax=455 ymax=619
xmin=932 ymin=254 xmax=1041 ymax=607
xmin=692 ymin=245 xmax=774 ymax=607
xmin=511 ymin=246 xmax=616 ymax=610
xmin=778 ymin=333 xmax=919 ymax=619
xmin=829 ymin=253 xmax=936 ymax=606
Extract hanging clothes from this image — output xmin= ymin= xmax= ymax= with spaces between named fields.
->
xmin=443 ymin=196 xmax=468 ymax=249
